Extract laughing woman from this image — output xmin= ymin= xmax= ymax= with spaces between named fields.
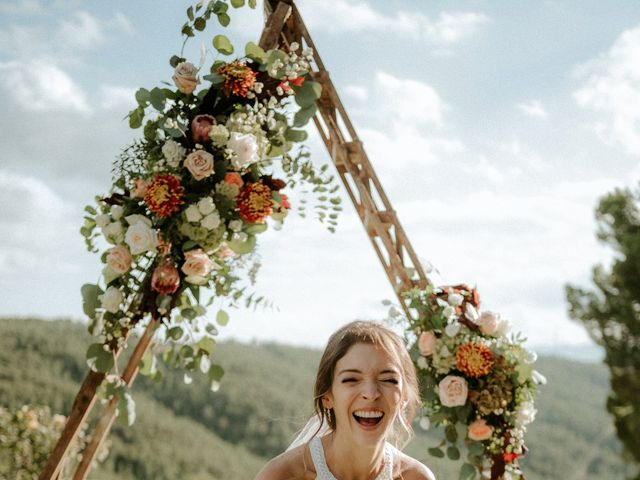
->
xmin=255 ymin=321 xmax=435 ymax=480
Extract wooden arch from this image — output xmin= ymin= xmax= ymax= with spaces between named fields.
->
xmin=40 ymin=1 xmax=429 ymax=478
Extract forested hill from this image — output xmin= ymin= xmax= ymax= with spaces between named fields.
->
xmin=0 ymin=318 xmax=634 ymax=479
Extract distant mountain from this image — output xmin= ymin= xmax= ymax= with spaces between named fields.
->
xmin=0 ymin=318 xmax=635 ymax=480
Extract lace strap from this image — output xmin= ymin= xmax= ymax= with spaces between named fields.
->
xmin=309 ymin=437 xmax=394 ymax=480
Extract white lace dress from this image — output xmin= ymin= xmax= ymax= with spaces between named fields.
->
xmin=309 ymin=436 xmax=394 ymax=480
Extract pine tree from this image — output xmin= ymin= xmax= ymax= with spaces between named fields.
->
xmin=566 ymin=185 xmax=640 ymax=480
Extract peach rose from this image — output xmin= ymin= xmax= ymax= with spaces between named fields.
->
xmin=418 ymin=331 xmax=437 ymax=356
xmin=106 ymin=245 xmax=132 ymax=274
xmin=181 ymin=249 xmax=214 ymax=284
xmin=224 ymin=172 xmax=244 ymax=188
xmin=172 ymin=62 xmax=199 ymax=94
xmin=184 ymin=150 xmax=215 ymax=180
xmin=438 ymin=375 xmax=468 ymax=407
xmin=478 ymin=311 xmax=499 ymax=336
xmin=130 ymin=178 xmax=149 ymax=198
xmin=468 ymin=418 xmax=493 ymax=441
xmin=191 ymin=114 xmax=216 ymax=142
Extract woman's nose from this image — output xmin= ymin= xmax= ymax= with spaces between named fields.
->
xmin=361 ymin=380 xmax=381 ymax=399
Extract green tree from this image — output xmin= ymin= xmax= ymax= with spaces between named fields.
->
xmin=566 ymin=185 xmax=640 ymax=480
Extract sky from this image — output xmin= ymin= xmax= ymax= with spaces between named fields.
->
xmin=1 ymin=0 xmax=639 ymax=357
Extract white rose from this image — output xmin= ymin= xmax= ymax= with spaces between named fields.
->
xmin=523 ymin=350 xmax=538 ymax=364
xmin=197 ymin=196 xmax=216 ymax=215
xmin=95 ymin=214 xmax=111 ymax=228
xmin=228 ymin=219 xmax=243 ymax=232
xmin=443 ymin=305 xmax=456 ymax=319
xmin=444 ymin=322 xmax=461 ymax=337
xmin=201 ymin=212 xmax=221 ymax=230
xmin=125 ymin=222 xmax=158 ymax=255
xmin=106 ymin=245 xmax=132 ymax=274
xmin=416 ymin=356 xmax=429 ymax=370
xmin=125 ymin=214 xmax=152 ymax=227
xmin=465 ymin=303 xmax=479 ymax=322
xmin=185 ymin=204 xmax=202 ymax=223
xmin=516 ymin=401 xmax=537 ymax=426
xmin=110 ymin=205 xmax=124 ymax=220
xmin=228 ymin=132 xmax=259 ymax=170
xmin=102 ymin=222 xmax=124 ymax=244
xmin=478 ymin=311 xmax=500 ymax=336
xmin=162 ymin=139 xmax=186 ymax=168
xmin=99 ymin=286 xmax=123 ymax=314
xmin=184 ymin=150 xmax=215 ymax=180
xmin=448 ymin=292 xmax=464 ymax=307
xmin=438 ymin=375 xmax=468 ymax=407
xmin=496 ymin=319 xmax=511 ymax=337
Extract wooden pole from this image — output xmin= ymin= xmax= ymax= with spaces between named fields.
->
xmin=72 ymin=317 xmax=159 ymax=480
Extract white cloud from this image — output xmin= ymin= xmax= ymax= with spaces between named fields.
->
xmin=517 ymin=99 xmax=548 ymax=119
xmin=57 ymin=11 xmax=107 ymax=50
xmin=343 ymin=85 xmax=368 ymax=101
xmin=300 ymin=0 xmax=488 ymax=51
xmin=0 ymin=60 xmax=89 ymax=112
xmin=574 ymin=24 xmax=640 ymax=155
xmin=0 ymin=0 xmax=44 ymax=15
xmin=99 ymin=85 xmax=136 ymax=110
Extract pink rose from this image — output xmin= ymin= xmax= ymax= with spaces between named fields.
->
xmin=478 ymin=311 xmax=499 ymax=336
xmin=130 ymin=178 xmax=149 ymax=198
xmin=184 ymin=150 xmax=215 ymax=180
xmin=216 ymin=244 xmax=235 ymax=260
xmin=191 ymin=114 xmax=216 ymax=142
xmin=181 ymin=249 xmax=214 ymax=283
xmin=172 ymin=62 xmax=199 ymax=94
xmin=438 ymin=375 xmax=468 ymax=407
xmin=468 ymin=418 xmax=493 ymax=441
xmin=418 ymin=331 xmax=437 ymax=356
xmin=106 ymin=245 xmax=132 ymax=274
xmin=224 ymin=172 xmax=244 ymax=188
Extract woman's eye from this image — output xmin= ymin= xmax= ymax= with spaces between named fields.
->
xmin=342 ymin=378 xmax=357 ymax=383
xmin=382 ymin=378 xmax=399 ymax=384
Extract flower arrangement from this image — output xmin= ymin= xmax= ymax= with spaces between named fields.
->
xmin=402 ymin=284 xmax=545 ymax=480
xmin=79 ymin=0 xmax=341 ymax=423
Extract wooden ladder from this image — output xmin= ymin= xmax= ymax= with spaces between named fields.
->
xmin=40 ymin=1 xmax=430 ymax=478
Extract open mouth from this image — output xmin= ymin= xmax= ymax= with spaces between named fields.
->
xmin=352 ymin=410 xmax=384 ymax=427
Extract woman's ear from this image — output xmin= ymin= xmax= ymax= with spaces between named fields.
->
xmin=322 ymin=395 xmax=333 ymax=410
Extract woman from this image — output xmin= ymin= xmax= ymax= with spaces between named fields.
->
xmin=255 ymin=321 xmax=435 ymax=480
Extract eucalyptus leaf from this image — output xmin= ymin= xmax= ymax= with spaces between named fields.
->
xmin=216 ymin=309 xmax=230 ymax=326
xmin=231 ymin=0 xmax=245 ymax=7
xmin=292 ymin=80 xmax=322 ymax=108
xmin=285 ymin=128 xmax=308 ymax=142
xmin=227 ymin=234 xmax=256 ymax=254
xmin=447 ymin=446 xmax=461 ymax=460
xmin=135 ymin=88 xmax=150 ymax=106
xmin=293 ymin=105 xmax=316 ymax=127
xmin=427 ymin=447 xmax=445 ymax=458
xmin=459 ymin=463 xmax=477 ymax=480
xmin=194 ymin=17 xmax=206 ymax=31
xmin=244 ymin=223 xmax=268 ymax=235
xmin=198 ymin=336 xmax=216 ymax=355
xmin=128 ymin=106 xmax=144 ymax=129
xmin=81 ymin=283 xmax=102 ymax=318
xmin=217 ymin=13 xmax=231 ymax=27
xmin=208 ymin=363 xmax=225 ymax=381
xmin=86 ymin=343 xmax=114 ymax=373
xmin=117 ymin=392 xmax=136 ymax=426
xmin=167 ymin=326 xmax=183 ymax=340
xmin=245 ymin=41 xmax=266 ymax=62
xmin=213 ymin=34 xmax=234 ymax=55
xmin=149 ymin=87 xmax=166 ymax=111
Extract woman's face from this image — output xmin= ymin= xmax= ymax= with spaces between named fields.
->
xmin=323 ymin=342 xmax=404 ymax=446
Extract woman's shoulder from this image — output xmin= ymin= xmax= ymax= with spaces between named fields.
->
xmin=254 ymin=444 xmax=315 ymax=480
xmin=393 ymin=448 xmax=436 ymax=480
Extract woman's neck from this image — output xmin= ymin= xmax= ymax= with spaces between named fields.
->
xmin=321 ymin=431 xmax=386 ymax=480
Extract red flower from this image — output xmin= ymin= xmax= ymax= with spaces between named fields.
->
xmin=151 ymin=258 xmax=180 ymax=295
xmin=502 ymin=452 xmax=519 ymax=463
xmin=279 ymin=193 xmax=291 ymax=210
xmin=144 ymin=175 xmax=184 ymax=218
xmin=237 ymin=181 xmax=273 ymax=223
xmin=290 ymin=76 xmax=305 ymax=87
xmin=456 ymin=342 xmax=494 ymax=377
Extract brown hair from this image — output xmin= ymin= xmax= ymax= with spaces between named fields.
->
xmin=312 ymin=320 xmax=420 ymax=447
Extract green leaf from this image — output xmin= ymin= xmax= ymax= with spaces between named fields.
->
xmin=181 ymin=307 xmax=197 ymax=320
xmin=117 ymin=392 xmax=136 ymax=426
xmin=231 ymin=0 xmax=245 ymax=7
xmin=167 ymin=326 xmax=183 ymax=340
xmin=293 ymin=104 xmax=316 ymax=127
xmin=139 ymin=351 xmax=157 ymax=377
xmin=212 ymin=1 xmax=228 ymax=14
xmin=198 ymin=336 xmax=216 ymax=355
xmin=216 ymin=309 xmax=230 ymax=326
xmin=149 ymin=87 xmax=166 ymax=111
xmin=143 ymin=120 xmax=157 ymax=141
xmin=86 ymin=343 xmax=114 ymax=373
xmin=81 ymin=283 xmax=102 ymax=318
xmin=245 ymin=41 xmax=266 ymax=62
xmin=285 ymin=128 xmax=308 ymax=142
xmin=208 ymin=363 xmax=225 ymax=382
xmin=428 ymin=447 xmax=445 ymax=458
xmin=467 ymin=441 xmax=485 ymax=456
xmin=213 ymin=34 xmax=233 ymax=55
xmin=194 ymin=17 xmax=206 ymax=31
xmin=244 ymin=223 xmax=268 ymax=235
xmin=217 ymin=12 xmax=231 ymax=27
xmin=459 ymin=463 xmax=477 ymax=480
xmin=447 ymin=446 xmax=461 ymax=460
xmin=170 ymin=55 xmax=185 ymax=67
xmin=135 ymin=88 xmax=150 ymax=106
xmin=128 ymin=106 xmax=145 ymax=129
xmin=293 ymin=80 xmax=322 ymax=108
xmin=445 ymin=424 xmax=458 ymax=443
xmin=187 ymin=6 xmax=194 ymax=21
xmin=181 ymin=24 xmax=194 ymax=37
xmin=248 ymin=0 xmax=257 ymax=7
xmin=227 ymin=234 xmax=256 ymax=254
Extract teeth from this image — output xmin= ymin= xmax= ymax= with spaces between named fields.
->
xmin=354 ymin=410 xmax=383 ymax=418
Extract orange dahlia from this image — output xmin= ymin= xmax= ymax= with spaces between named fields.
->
xmin=217 ymin=61 xmax=257 ymax=97
xmin=456 ymin=342 xmax=494 ymax=377
xmin=144 ymin=174 xmax=184 ymax=218
xmin=237 ymin=181 xmax=273 ymax=223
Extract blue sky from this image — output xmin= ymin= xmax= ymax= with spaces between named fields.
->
xmin=1 ymin=0 xmax=639 ymax=355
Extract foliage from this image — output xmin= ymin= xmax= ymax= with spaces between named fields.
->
xmin=0 ymin=404 xmax=108 ymax=479
xmin=0 ymin=318 xmax=636 ymax=479
xmin=566 ymin=185 xmax=640 ymax=479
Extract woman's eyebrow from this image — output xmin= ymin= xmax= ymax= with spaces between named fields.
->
xmin=337 ymin=368 xmax=362 ymax=375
